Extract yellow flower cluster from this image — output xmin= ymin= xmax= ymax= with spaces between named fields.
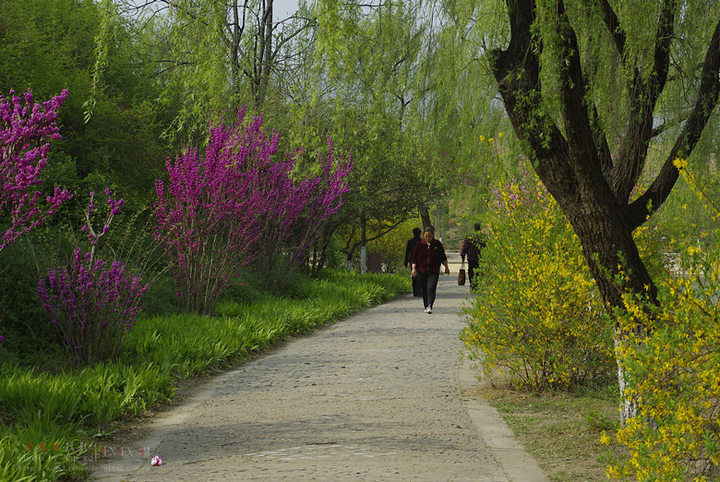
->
xmin=607 ymin=165 xmax=720 ymax=480
xmin=461 ymin=176 xmax=614 ymax=391
xmin=479 ymin=132 xmax=504 ymax=144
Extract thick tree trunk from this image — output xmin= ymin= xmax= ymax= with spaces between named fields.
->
xmin=560 ymin=196 xmax=655 ymax=422
xmin=562 ymin=200 xmax=656 ymax=309
xmin=487 ymin=0 xmax=720 ymax=426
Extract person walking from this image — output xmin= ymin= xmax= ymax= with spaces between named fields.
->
xmin=461 ymin=222 xmax=487 ymax=289
xmin=404 ymin=227 xmax=423 ymax=297
xmin=411 ymin=226 xmax=450 ymax=314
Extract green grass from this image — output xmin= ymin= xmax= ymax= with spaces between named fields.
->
xmin=0 ymin=270 xmax=409 ymax=480
xmin=483 ymin=383 xmax=626 ymax=481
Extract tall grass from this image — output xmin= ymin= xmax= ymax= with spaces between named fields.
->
xmin=0 ymin=270 xmax=409 ymax=480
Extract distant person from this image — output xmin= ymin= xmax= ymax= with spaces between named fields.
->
xmin=461 ymin=222 xmax=487 ymax=289
xmin=411 ymin=226 xmax=450 ymax=314
xmin=404 ymin=227 xmax=422 ymax=297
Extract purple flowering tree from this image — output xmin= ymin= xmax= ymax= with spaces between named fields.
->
xmin=1 ymin=89 xmax=72 ymax=346
xmin=154 ymin=111 xmax=270 ymax=314
xmin=0 ymin=89 xmax=73 ymax=251
xmin=38 ymin=191 xmax=147 ymax=366
xmin=252 ymin=139 xmax=351 ymax=291
xmin=154 ymin=110 xmax=351 ymax=312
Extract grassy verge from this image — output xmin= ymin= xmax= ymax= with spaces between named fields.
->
xmin=483 ymin=383 xmax=626 ymax=481
xmin=0 ymin=270 xmax=409 ymax=480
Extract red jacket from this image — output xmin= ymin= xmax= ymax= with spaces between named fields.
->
xmin=411 ymin=239 xmax=447 ymax=274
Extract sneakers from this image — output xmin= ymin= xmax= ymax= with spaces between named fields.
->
xmin=423 ymin=306 xmax=429 ymax=313
xmin=426 ymin=306 xmax=433 ymax=314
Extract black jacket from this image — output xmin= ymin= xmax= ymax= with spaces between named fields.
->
xmin=461 ymin=234 xmax=486 ymax=263
xmin=404 ymin=236 xmax=421 ymax=267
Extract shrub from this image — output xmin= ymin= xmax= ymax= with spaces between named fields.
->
xmin=0 ymin=89 xmax=73 ymax=346
xmin=154 ymin=110 xmax=350 ymax=312
xmin=37 ymin=191 xmax=148 ymax=365
xmin=0 ymin=89 xmax=72 ymax=252
xmin=606 ymin=162 xmax=720 ymax=480
xmin=461 ymin=173 xmax=615 ymax=390
xmin=250 ymin=139 xmax=351 ymax=291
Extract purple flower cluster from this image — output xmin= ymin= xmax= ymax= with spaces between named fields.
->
xmin=0 ymin=89 xmax=73 ymax=251
xmin=490 ymin=168 xmax=549 ymax=215
xmin=37 ymin=247 xmax=148 ymax=365
xmin=154 ymin=110 xmax=351 ymax=313
xmin=37 ymin=190 xmax=146 ymax=365
xmin=252 ymin=137 xmax=351 ymax=284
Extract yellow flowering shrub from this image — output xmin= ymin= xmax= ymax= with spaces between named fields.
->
xmin=608 ymin=162 xmax=720 ymax=480
xmin=610 ymin=243 xmax=720 ymax=480
xmin=461 ymin=175 xmax=614 ymax=390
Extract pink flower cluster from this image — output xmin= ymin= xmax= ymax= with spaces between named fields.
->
xmin=490 ymin=168 xmax=549 ymax=215
xmin=0 ymin=89 xmax=72 ymax=251
xmin=37 ymin=247 xmax=148 ymax=365
xmin=252 ymin=137 xmax=351 ymax=288
xmin=154 ymin=109 xmax=351 ymax=312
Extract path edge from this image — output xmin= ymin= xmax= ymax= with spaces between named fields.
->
xmin=457 ymin=356 xmax=549 ymax=482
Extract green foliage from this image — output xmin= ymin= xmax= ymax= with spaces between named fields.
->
xmin=0 ymin=271 xmax=408 ymax=479
xmin=0 ymin=0 xmax=171 ymax=206
xmin=366 ymin=218 xmax=423 ymax=271
xmin=461 ymin=173 xmax=615 ymax=391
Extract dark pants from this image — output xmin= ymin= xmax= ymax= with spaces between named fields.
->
xmin=468 ymin=259 xmax=479 ymax=288
xmin=418 ymin=272 xmax=439 ymax=308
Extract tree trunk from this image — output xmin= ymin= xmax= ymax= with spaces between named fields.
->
xmin=560 ymin=195 xmax=655 ymax=422
xmin=360 ymin=217 xmax=367 ymax=274
xmin=419 ymin=205 xmax=431 ymax=229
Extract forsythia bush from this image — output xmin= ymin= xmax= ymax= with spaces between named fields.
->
xmin=607 ymin=161 xmax=720 ymax=480
xmin=461 ymin=174 xmax=615 ymax=390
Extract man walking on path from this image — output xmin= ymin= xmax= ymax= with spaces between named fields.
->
xmin=461 ymin=222 xmax=487 ymax=289
xmin=90 ymin=275 xmax=546 ymax=481
xmin=404 ymin=227 xmax=422 ymax=297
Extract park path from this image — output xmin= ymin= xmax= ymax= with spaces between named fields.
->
xmin=91 ymin=261 xmax=546 ymax=481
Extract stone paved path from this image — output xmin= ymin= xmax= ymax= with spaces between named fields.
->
xmin=91 ymin=270 xmax=547 ymax=481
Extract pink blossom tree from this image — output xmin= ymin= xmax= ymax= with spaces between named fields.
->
xmin=251 ymin=139 xmax=351 ymax=291
xmin=154 ymin=110 xmax=351 ymax=313
xmin=0 ymin=89 xmax=72 ymax=251
xmin=1 ymin=89 xmax=72 ymax=346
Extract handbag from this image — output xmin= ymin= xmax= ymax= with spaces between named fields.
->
xmin=458 ymin=261 xmax=466 ymax=286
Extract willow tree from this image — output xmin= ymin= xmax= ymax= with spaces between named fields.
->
xmin=115 ymin=0 xmax=316 ymax=141
xmin=485 ymin=0 xmax=720 ymax=418
xmin=311 ymin=0 xmax=445 ymax=271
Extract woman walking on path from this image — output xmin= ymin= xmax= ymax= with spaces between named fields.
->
xmin=411 ymin=226 xmax=450 ymax=314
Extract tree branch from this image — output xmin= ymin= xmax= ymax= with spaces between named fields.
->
xmin=610 ymin=0 xmax=677 ymax=203
xmin=555 ymin=0 xmax=607 ymax=187
xmin=628 ymin=17 xmax=720 ymax=229
xmin=488 ymin=0 xmax=579 ymax=208
xmin=598 ymin=0 xmax=625 ymax=59
xmin=651 ymin=110 xmax=692 ymax=137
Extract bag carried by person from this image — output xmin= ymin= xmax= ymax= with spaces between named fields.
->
xmin=458 ymin=261 xmax=466 ymax=286
xmin=412 ymin=273 xmax=422 ymax=297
